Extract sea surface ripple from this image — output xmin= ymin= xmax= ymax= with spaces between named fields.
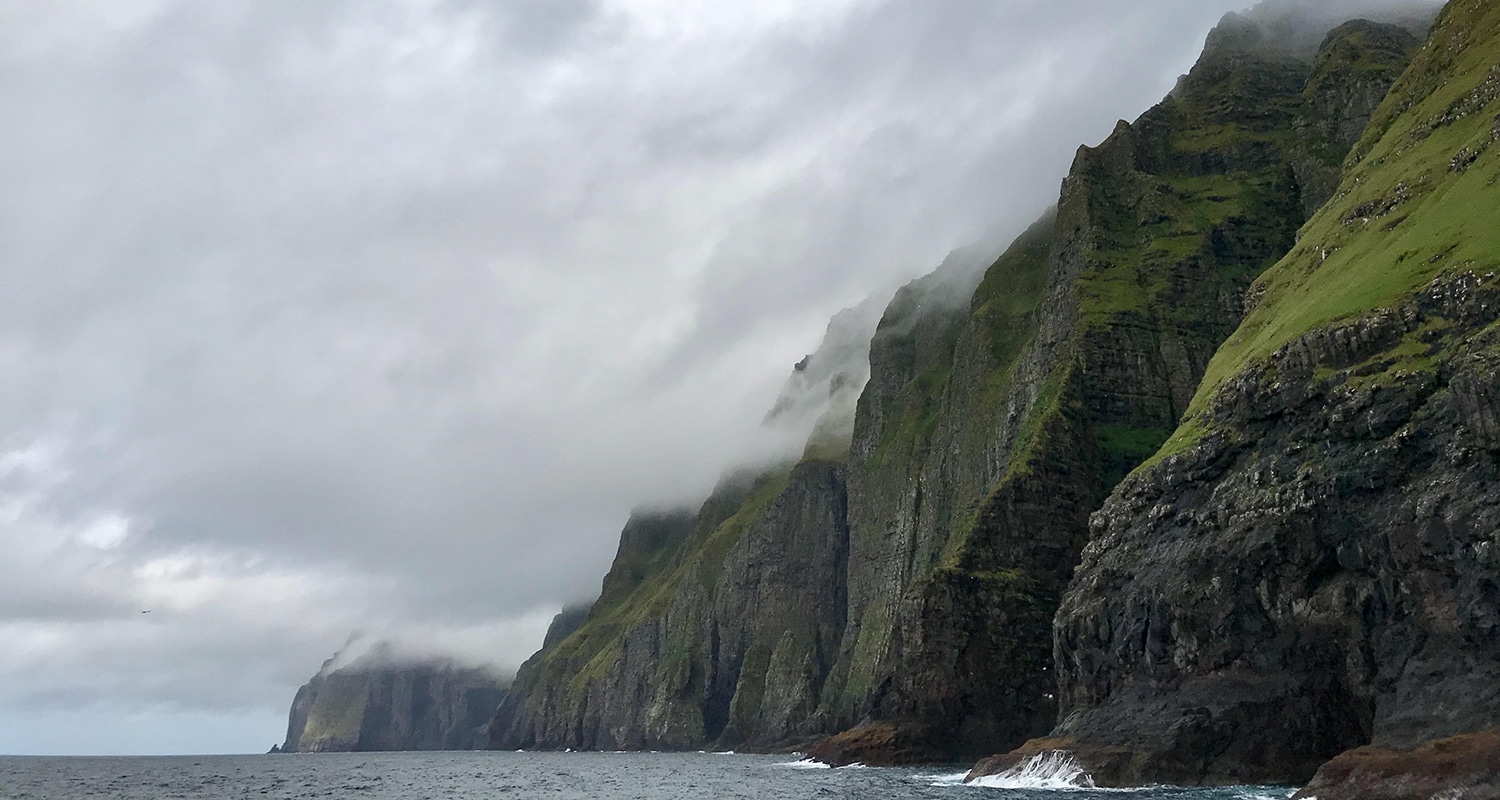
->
xmin=0 ymin=751 xmax=1296 ymax=800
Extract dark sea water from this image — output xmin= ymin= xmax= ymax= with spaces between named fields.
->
xmin=0 ymin=751 xmax=1295 ymax=800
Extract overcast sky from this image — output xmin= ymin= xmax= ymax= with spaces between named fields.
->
xmin=0 ymin=0 xmax=1433 ymax=755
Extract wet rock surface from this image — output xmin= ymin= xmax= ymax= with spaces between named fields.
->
xmin=1293 ymin=729 xmax=1500 ymax=800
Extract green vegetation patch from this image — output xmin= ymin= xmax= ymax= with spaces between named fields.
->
xmin=1005 ymin=364 xmax=1069 ymax=479
xmin=1173 ymin=122 xmax=1292 ymax=154
xmin=971 ymin=213 xmax=1052 ymax=364
xmin=867 ymin=327 xmax=961 ymax=468
xmin=832 ymin=600 xmax=896 ymax=714
xmin=1159 ymin=0 xmax=1500 ymax=457
xmin=801 ymin=435 xmax=851 ymax=465
xmin=301 ymin=675 xmax=368 ymax=746
xmin=1096 ymin=423 xmax=1174 ymax=466
xmin=1124 ymin=2 xmax=1500 ymax=472
xmin=1076 ymin=165 xmax=1298 ymax=329
xmin=1322 ymin=316 xmax=1467 ymax=391
xmin=937 ymin=363 xmax=1073 ymax=569
xmin=726 ymin=642 xmax=773 ymax=729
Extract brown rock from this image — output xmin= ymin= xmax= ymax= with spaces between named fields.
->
xmin=1294 ymin=729 xmax=1500 ymax=800
xmin=804 ymin=722 xmax=945 ymax=767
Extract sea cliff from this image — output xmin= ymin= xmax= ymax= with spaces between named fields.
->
xmin=490 ymin=4 xmax=1435 ymax=766
xmin=1014 ymin=0 xmax=1500 ymax=786
xmin=281 ymin=645 xmax=507 ymax=753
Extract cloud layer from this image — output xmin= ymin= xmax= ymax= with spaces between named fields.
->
xmin=0 ymin=0 xmax=1437 ymax=753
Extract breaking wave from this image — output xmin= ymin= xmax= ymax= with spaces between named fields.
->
xmin=966 ymin=750 xmax=1097 ymax=790
xmin=773 ymin=757 xmax=871 ymax=770
xmin=775 ymin=758 xmax=830 ymax=769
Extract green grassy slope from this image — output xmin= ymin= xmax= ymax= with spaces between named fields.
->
xmin=1159 ymin=0 xmax=1500 ymax=461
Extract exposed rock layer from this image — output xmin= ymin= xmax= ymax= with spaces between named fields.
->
xmin=1292 ymin=729 xmax=1500 ymax=800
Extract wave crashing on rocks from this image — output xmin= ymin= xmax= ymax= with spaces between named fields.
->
xmin=967 ymin=750 xmax=1097 ymax=790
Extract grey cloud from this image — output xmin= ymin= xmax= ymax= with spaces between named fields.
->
xmin=4 ymin=0 xmax=1431 ymax=754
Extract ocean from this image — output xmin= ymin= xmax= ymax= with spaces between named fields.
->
xmin=0 ymin=751 xmax=1296 ymax=800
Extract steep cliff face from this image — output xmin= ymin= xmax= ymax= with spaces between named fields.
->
xmin=813 ymin=10 xmax=1419 ymax=764
xmin=488 ymin=241 xmax=1004 ymax=753
xmin=818 ymin=213 xmax=1056 ymax=759
xmin=490 ymin=462 xmax=849 ymax=751
xmin=282 ymin=648 xmax=507 ymax=752
xmin=489 ymin=245 xmax=1007 ymax=752
xmin=489 ymin=5 xmax=1430 ymax=763
xmin=1045 ymin=0 xmax=1500 ymax=786
xmin=1293 ymin=19 xmax=1424 ymax=215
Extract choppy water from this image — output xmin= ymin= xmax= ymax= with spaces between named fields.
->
xmin=0 ymin=751 xmax=1295 ymax=800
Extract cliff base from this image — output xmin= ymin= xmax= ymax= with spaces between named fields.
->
xmin=1293 ymin=729 xmax=1500 ymax=800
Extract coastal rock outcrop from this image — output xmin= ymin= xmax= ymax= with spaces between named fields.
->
xmin=1292 ymin=729 xmax=1500 ymax=800
xmin=490 ymin=462 xmax=851 ymax=751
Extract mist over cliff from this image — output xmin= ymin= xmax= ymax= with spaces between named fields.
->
xmin=485 ymin=6 xmax=1483 ymax=786
xmin=1 ymin=0 xmax=1483 ymax=768
xmin=280 ymin=642 xmax=507 ymax=753
xmin=11 ymin=2 xmax=1321 ymax=754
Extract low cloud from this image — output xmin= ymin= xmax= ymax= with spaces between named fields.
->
xmin=0 ymin=0 xmax=1434 ymax=753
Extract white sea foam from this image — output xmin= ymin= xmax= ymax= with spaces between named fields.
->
xmin=775 ymin=758 xmax=831 ymax=769
xmin=965 ymin=750 xmax=1098 ymax=790
xmin=929 ymin=754 xmax=1294 ymax=796
xmin=925 ymin=770 xmax=973 ymax=787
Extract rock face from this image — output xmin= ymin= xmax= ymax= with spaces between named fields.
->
xmin=1293 ymin=19 xmax=1424 ymax=215
xmin=1293 ymin=729 xmax=1500 ymax=800
xmin=811 ymin=8 xmax=1420 ymax=764
xmin=281 ymin=647 xmax=507 ymax=753
xmin=490 ymin=4 xmax=1433 ymax=765
xmin=489 ymin=460 xmax=852 ymax=750
xmin=489 ymin=255 xmax=988 ymax=753
xmin=1046 ymin=0 xmax=1500 ymax=787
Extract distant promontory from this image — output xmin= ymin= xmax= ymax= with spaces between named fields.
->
xmin=279 ymin=642 xmax=507 ymax=753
